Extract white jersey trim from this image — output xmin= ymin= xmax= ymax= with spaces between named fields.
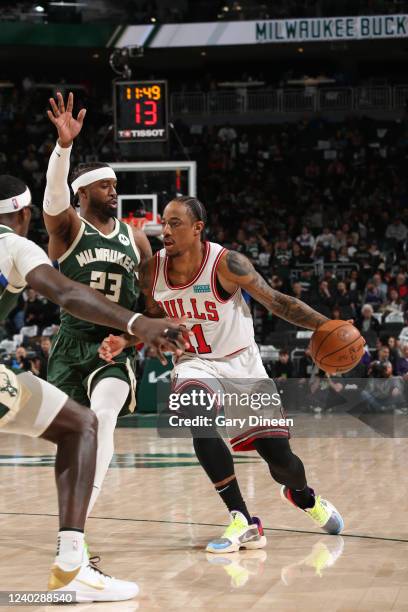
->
xmin=126 ymin=223 xmax=141 ymax=269
xmin=57 ymin=222 xmax=85 ymax=264
xmin=78 ymin=215 xmax=120 ymax=239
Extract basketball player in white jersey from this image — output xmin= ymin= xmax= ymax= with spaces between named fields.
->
xmin=0 ymin=174 xmax=187 ymax=599
xmin=99 ymin=196 xmax=344 ymax=553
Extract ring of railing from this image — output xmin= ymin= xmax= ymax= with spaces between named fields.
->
xmin=171 ymin=85 xmax=408 ymax=115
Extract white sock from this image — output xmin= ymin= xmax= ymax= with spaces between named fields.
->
xmin=55 ymin=530 xmax=85 ymax=571
xmin=86 ymin=378 xmax=129 ymax=518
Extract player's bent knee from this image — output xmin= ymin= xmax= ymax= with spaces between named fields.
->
xmin=42 ymin=399 xmax=97 ymax=442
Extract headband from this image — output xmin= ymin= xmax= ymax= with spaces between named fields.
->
xmin=71 ymin=167 xmax=117 ymax=195
xmin=0 ymin=187 xmax=31 ymax=214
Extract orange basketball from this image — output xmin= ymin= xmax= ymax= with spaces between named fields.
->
xmin=309 ymin=320 xmax=366 ymax=375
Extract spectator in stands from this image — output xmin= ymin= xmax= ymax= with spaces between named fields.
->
xmin=217 ymin=123 xmax=237 ymax=143
xmin=386 ymin=336 xmax=400 ymax=371
xmin=298 ymin=346 xmax=315 ymax=380
xmin=361 ymin=360 xmax=404 ymax=412
xmin=382 ymin=288 xmax=404 ymax=318
xmin=245 ymin=235 xmax=260 ymax=262
xmin=38 ymin=335 xmax=52 ymax=380
xmin=314 ymin=227 xmax=336 ymax=251
xmin=398 ymin=313 xmax=408 ymax=345
xmin=333 ymin=229 xmax=347 ymax=251
xmin=10 ymin=346 xmax=32 ymax=373
xmin=291 ymin=281 xmax=308 ymax=302
xmin=236 ymin=133 xmax=249 ymax=158
xmin=290 ymin=241 xmax=310 ymax=266
xmin=395 ymin=343 xmax=408 ymax=377
xmin=385 ymin=217 xmax=407 ymax=254
xmin=394 ymin=272 xmax=408 ymax=300
xmin=24 ymin=287 xmax=44 ymax=330
xmin=375 ymin=344 xmax=392 ymax=366
xmin=314 ymin=280 xmax=334 ymax=311
xmin=335 ymin=280 xmax=356 ymax=315
xmin=368 ymin=243 xmax=384 ymax=270
xmin=372 ymin=271 xmax=388 ymax=302
xmin=296 ymin=226 xmax=315 ymax=251
xmin=364 ymin=278 xmax=386 ymax=308
xmin=357 ymin=304 xmax=381 ymax=335
xmin=274 ymin=238 xmax=292 ymax=268
xmin=338 ymin=246 xmax=350 ymax=262
xmin=274 ymin=349 xmax=294 ymax=380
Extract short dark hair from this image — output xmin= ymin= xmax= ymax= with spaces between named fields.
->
xmin=172 ymin=195 xmax=207 ymax=225
xmin=70 ymin=162 xmax=110 ymax=205
xmin=0 ymin=175 xmax=27 ymax=200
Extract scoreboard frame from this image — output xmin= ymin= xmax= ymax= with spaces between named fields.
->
xmin=113 ymin=79 xmax=169 ymax=143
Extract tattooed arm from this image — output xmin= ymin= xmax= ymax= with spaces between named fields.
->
xmin=217 ymin=250 xmax=328 ymax=330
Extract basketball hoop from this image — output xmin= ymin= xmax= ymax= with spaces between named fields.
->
xmin=121 ymin=212 xmax=162 ymax=237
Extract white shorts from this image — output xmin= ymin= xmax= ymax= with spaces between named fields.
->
xmin=0 ymin=366 xmax=68 ymax=437
xmin=172 ymin=342 xmax=290 ymax=451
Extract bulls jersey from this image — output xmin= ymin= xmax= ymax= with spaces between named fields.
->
xmin=153 ymin=241 xmax=254 ymax=359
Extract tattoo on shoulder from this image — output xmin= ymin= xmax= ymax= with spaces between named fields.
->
xmin=226 ymin=251 xmax=253 ymax=276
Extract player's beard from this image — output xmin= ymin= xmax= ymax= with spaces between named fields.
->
xmin=88 ymin=199 xmax=116 ymax=221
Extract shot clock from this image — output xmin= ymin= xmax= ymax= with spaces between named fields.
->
xmin=114 ymin=80 xmax=169 ymax=143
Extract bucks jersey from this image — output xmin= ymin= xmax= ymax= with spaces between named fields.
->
xmin=57 ymin=217 xmax=140 ymax=337
xmin=153 ymin=241 xmax=255 ymax=359
xmin=0 ymin=225 xmax=51 ymax=321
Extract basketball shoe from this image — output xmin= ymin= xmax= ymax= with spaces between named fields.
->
xmin=206 ymin=511 xmax=267 ymax=554
xmin=48 ymin=555 xmax=139 ymax=602
xmin=280 ymin=486 xmax=344 ymax=535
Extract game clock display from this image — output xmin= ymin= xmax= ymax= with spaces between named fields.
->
xmin=114 ymin=80 xmax=169 ymax=143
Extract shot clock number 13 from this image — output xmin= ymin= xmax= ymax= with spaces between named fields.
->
xmin=114 ymin=80 xmax=169 ymax=143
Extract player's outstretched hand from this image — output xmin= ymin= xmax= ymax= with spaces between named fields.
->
xmin=47 ymin=91 xmax=86 ymax=147
xmin=99 ymin=317 xmax=191 ymax=365
xmin=99 ymin=334 xmax=127 ymax=362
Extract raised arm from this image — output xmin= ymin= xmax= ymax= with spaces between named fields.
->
xmin=217 ymin=250 xmax=328 ymax=331
xmin=43 ymin=92 xmax=85 ymax=259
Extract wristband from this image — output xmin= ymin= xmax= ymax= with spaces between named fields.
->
xmin=127 ymin=312 xmax=143 ymax=336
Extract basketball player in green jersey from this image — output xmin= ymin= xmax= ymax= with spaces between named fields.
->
xmin=0 ymin=174 xmax=187 ymax=601
xmin=43 ymin=92 xmax=157 ymax=517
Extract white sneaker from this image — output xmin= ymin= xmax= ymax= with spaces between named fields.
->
xmin=48 ymin=557 xmax=139 ymax=602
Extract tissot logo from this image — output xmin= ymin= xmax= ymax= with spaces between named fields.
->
xmin=193 ymin=284 xmax=211 ymax=293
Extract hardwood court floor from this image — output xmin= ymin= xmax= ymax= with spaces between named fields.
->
xmin=0 ymin=422 xmax=407 ymax=611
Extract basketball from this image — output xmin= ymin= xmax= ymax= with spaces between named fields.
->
xmin=310 ymin=320 xmax=365 ymax=375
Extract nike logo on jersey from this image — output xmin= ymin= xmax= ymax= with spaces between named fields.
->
xmin=84 ymin=231 xmax=98 ymax=236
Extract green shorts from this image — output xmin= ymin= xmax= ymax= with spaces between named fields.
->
xmin=47 ymin=327 xmax=137 ymax=414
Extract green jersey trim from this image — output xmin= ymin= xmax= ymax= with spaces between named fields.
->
xmin=58 ymin=222 xmax=85 ymax=264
